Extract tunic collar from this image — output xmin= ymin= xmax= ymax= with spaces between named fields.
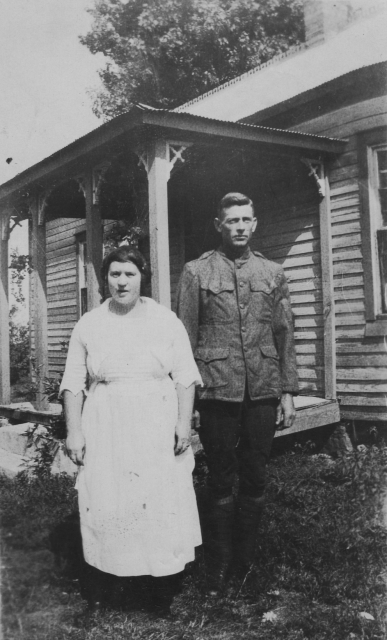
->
xmin=217 ymin=245 xmax=251 ymax=266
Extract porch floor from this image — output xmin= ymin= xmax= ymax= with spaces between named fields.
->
xmin=275 ymin=396 xmax=340 ymax=438
xmin=0 ymin=396 xmax=341 ymax=436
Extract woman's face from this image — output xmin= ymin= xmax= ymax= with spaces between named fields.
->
xmin=107 ymin=260 xmax=142 ymax=307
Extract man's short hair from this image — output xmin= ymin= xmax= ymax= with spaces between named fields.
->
xmin=217 ymin=192 xmax=254 ymax=218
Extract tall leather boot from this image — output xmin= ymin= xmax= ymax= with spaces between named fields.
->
xmin=207 ymin=495 xmax=234 ymax=595
xmin=234 ymin=494 xmax=264 ymax=577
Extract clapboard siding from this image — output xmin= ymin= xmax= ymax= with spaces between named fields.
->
xmin=253 ymin=201 xmax=324 ymax=396
xmin=293 ymin=98 xmax=387 ymax=421
xmin=43 ymin=211 xmax=185 ymax=377
xmin=45 ymin=218 xmax=84 ymax=376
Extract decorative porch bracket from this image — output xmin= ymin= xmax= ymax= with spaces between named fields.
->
xmin=76 ymin=175 xmax=86 ymax=199
xmin=136 ymin=141 xmax=192 ymax=182
xmin=92 ymin=162 xmax=110 ymax=205
xmin=37 ymin=189 xmax=53 ymax=226
xmin=301 ymin=158 xmax=326 ymax=198
xmin=317 ymin=163 xmax=336 ymax=400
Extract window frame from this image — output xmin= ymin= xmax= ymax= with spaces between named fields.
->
xmin=358 ymin=126 xmax=387 ymax=336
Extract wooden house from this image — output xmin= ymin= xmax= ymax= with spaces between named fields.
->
xmin=0 ymin=0 xmax=385 ymax=434
xmin=174 ymin=0 xmax=387 ymax=426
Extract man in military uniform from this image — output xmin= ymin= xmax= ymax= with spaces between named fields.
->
xmin=176 ymin=192 xmax=299 ymax=593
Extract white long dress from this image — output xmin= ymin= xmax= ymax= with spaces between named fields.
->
xmin=60 ymin=297 xmax=202 ymax=577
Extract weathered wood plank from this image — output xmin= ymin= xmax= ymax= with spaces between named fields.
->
xmin=47 ymin=276 xmax=77 ymax=289
xmin=337 ymin=355 xmax=387 ymax=367
xmin=285 ymin=267 xmax=322 ymax=281
xmin=336 ymin=341 xmax=387 ymax=354
xmin=291 ymin=292 xmax=323 ymax=304
xmin=31 ymin=197 xmax=49 ymax=410
xmin=337 ymin=368 xmax=387 ymax=380
xmin=48 ymin=301 xmax=77 ymax=311
xmin=334 ymin=287 xmax=364 ymax=301
xmin=333 ymin=261 xmax=363 ymax=276
xmin=296 ymin=354 xmax=324 ymax=366
xmin=259 ymin=227 xmax=319 ymax=249
xmin=295 ymin=316 xmax=324 ymax=328
xmin=262 ymin=240 xmax=320 ymax=260
xmin=330 ymin=183 xmax=359 ymax=197
xmin=337 ymin=382 xmax=387 ymax=393
xmin=340 ymin=409 xmax=387 ymax=422
xmin=295 ymin=343 xmax=324 ymax=354
xmin=274 ymin=400 xmax=340 ymax=437
xmin=335 ymin=314 xmax=364 ymax=326
xmin=332 ymin=233 xmax=361 ymax=249
xmin=0 ymin=210 xmax=10 ymax=404
xmin=294 ymin=328 xmax=324 ymax=340
xmin=331 ymin=221 xmax=361 ymax=237
xmin=335 ymin=300 xmax=364 ymax=314
xmin=288 ymin=279 xmax=322 ymax=293
xmin=336 ymin=328 xmax=365 ymax=339
xmin=333 ymin=275 xmax=364 ymax=288
xmin=147 ymin=139 xmax=171 ymax=307
xmin=332 ymin=249 xmax=362 ymax=263
xmin=292 ymin=304 xmax=323 ymax=316
xmin=338 ymin=395 xmax=387 ymax=407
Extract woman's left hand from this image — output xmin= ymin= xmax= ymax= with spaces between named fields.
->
xmin=174 ymin=422 xmax=191 ymax=456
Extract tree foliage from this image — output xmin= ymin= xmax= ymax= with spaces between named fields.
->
xmin=81 ymin=0 xmax=304 ymax=120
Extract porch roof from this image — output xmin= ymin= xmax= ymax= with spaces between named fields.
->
xmin=0 ymin=104 xmax=346 ymax=207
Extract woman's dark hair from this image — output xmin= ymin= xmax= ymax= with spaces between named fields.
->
xmin=101 ymin=245 xmax=150 ymax=283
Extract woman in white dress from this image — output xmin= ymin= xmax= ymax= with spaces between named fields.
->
xmin=61 ymin=246 xmax=202 ymax=614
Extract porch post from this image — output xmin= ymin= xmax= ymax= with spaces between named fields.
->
xmin=0 ymin=210 xmax=10 ymax=404
xmin=319 ymin=165 xmax=336 ymax=399
xmin=85 ymin=170 xmax=103 ymax=310
xmin=147 ymin=139 xmax=171 ymax=308
xmin=31 ymin=196 xmax=49 ymax=410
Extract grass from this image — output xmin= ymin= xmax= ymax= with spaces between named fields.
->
xmin=1 ymin=445 xmax=387 ymax=639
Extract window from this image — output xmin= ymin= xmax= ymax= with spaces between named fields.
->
xmin=76 ymin=233 xmax=87 ymax=317
xmin=358 ymin=128 xmax=387 ymax=334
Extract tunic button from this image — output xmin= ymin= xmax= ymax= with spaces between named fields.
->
xmin=240 ymin=303 xmax=245 ymax=309
xmin=243 ymin=346 xmax=248 ymax=352
xmin=241 ymin=327 xmax=246 ymax=332
xmin=240 ymin=281 xmax=244 ymax=287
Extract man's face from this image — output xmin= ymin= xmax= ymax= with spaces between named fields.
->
xmin=214 ymin=204 xmax=257 ymax=251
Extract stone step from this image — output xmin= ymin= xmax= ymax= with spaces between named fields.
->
xmin=0 ymin=448 xmax=25 ymax=478
xmin=0 ymin=423 xmax=36 ymax=456
xmin=0 ymin=421 xmax=77 ymax=477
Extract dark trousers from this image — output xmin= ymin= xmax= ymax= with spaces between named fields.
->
xmin=198 ymin=395 xmax=277 ymax=500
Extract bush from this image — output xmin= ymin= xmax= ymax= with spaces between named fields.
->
xmin=255 ymin=446 xmax=387 ymax=636
xmin=10 ymin=320 xmax=30 ymax=384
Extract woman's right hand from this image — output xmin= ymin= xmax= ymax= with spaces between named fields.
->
xmin=66 ymin=432 xmax=86 ymax=466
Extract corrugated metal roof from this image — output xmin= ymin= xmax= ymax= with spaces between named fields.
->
xmin=138 ymin=104 xmax=345 ymax=143
xmin=174 ymin=7 xmax=387 ymax=122
xmin=0 ymin=104 xmax=346 ymax=203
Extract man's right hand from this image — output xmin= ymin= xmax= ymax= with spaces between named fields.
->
xmin=65 ymin=432 xmax=86 ymax=466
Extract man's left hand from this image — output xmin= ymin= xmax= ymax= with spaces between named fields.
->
xmin=276 ymin=393 xmax=296 ymax=430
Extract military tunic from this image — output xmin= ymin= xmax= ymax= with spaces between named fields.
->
xmin=176 ymin=247 xmax=299 ymax=402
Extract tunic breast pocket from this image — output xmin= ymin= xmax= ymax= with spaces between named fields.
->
xmin=250 ymin=280 xmax=275 ymax=323
xmin=200 ymin=282 xmax=235 ymax=325
xmin=194 ymin=348 xmax=229 ymax=388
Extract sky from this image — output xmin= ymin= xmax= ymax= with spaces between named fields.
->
xmin=0 ymin=0 xmax=105 ymax=319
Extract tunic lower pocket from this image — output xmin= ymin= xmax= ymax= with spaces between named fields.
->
xmin=194 ymin=348 xmax=229 ymax=389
